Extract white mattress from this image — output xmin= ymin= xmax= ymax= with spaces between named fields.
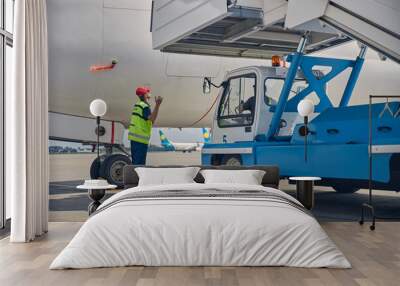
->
xmin=50 ymin=183 xmax=351 ymax=269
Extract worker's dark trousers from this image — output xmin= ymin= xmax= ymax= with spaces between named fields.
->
xmin=130 ymin=141 xmax=149 ymax=165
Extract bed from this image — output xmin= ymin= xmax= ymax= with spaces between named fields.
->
xmin=50 ymin=165 xmax=350 ymax=269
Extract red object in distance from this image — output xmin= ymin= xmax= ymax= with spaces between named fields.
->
xmin=89 ymin=59 xmax=118 ymax=72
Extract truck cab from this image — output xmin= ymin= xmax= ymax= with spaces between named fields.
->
xmin=212 ymin=66 xmax=310 ymax=144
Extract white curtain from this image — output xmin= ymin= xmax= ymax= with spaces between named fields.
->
xmin=7 ymin=0 xmax=49 ymax=242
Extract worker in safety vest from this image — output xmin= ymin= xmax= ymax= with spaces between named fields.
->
xmin=128 ymin=86 xmax=163 ymax=165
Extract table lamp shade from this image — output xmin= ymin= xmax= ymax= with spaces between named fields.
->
xmin=90 ymin=99 xmax=107 ymax=117
xmin=297 ymin=99 xmax=314 ymax=117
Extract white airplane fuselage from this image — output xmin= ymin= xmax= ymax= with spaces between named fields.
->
xmin=47 ymin=0 xmax=400 ymax=131
xmin=165 ymin=142 xmax=202 ymax=152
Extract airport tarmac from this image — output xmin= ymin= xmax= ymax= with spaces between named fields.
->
xmin=50 ymin=152 xmax=201 ymax=182
xmin=49 ymin=152 xmax=400 ymax=223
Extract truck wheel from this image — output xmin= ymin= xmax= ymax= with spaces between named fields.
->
xmin=333 ymin=185 xmax=360 ymax=194
xmin=100 ymin=154 xmax=132 ymax=188
xmin=90 ymin=155 xmax=106 ymax=179
xmin=221 ymin=155 xmax=242 ymax=166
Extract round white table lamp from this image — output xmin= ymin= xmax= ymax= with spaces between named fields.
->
xmin=90 ymin=99 xmax=107 ymax=175
xmin=297 ymin=99 xmax=315 ymax=162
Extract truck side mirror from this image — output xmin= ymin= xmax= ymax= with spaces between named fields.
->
xmin=203 ymin=77 xmax=211 ymax=94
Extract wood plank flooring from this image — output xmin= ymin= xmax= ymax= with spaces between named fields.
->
xmin=0 ymin=222 xmax=399 ymax=286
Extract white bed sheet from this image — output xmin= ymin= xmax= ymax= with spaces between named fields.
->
xmin=50 ymin=183 xmax=350 ymax=269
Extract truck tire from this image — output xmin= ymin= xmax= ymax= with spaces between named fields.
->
xmin=100 ymin=154 xmax=132 ymax=188
xmin=333 ymin=185 xmax=360 ymax=194
xmin=221 ymin=154 xmax=242 ymax=166
xmin=90 ymin=156 xmax=106 ymax=179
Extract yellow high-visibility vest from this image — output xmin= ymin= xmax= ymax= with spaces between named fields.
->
xmin=128 ymin=100 xmax=152 ymax=144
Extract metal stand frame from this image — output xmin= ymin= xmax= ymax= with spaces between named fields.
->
xmin=304 ymin=116 xmax=308 ymax=162
xmin=359 ymin=95 xmax=400 ymax=230
xmin=96 ymin=116 xmax=101 ymax=161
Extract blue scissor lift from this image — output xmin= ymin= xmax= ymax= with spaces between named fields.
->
xmin=202 ymin=36 xmax=400 ymax=193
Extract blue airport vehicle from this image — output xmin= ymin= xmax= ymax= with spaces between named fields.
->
xmin=201 ymin=39 xmax=400 ymax=193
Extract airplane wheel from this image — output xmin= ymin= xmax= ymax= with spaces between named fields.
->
xmin=333 ymin=185 xmax=360 ymax=194
xmin=222 ymin=155 xmax=242 ymax=166
xmin=100 ymin=154 xmax=131 ymax=188
xmin=90 ymin=155 xmax=106 ymax=179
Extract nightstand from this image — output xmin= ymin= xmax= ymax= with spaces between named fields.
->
xmin=289 ymin=177 xmax=321 ymax=210
xmin=77 ymin=180 xmax=117 ymax=215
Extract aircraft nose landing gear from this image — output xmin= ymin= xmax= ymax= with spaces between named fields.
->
xmin=100 ymin=154 xmax=131 ymax=187
xmin=90 ymin=153 xmax=131 ymax=188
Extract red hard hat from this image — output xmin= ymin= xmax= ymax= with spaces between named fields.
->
xmin=136 ymin=86 xmax=151 ymax=96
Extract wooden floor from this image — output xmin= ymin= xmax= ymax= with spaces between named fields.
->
xmin=0 ymin=222 xmax=399 ymax=286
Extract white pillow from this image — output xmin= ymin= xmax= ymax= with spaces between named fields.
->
xmin=135 ymin=167 xmax=200 ymax=186
xmin=200 ymin=169 xmax=266 ymax=185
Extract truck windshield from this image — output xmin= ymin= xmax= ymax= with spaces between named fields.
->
xmin=218 ymin=73 xmax=256 ymax=127
xmin=264 ymin=78 xmax=307 ymax=106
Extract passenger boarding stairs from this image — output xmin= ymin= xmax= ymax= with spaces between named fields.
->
xmin=151 ymin=0 xmax=400 ymax=63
